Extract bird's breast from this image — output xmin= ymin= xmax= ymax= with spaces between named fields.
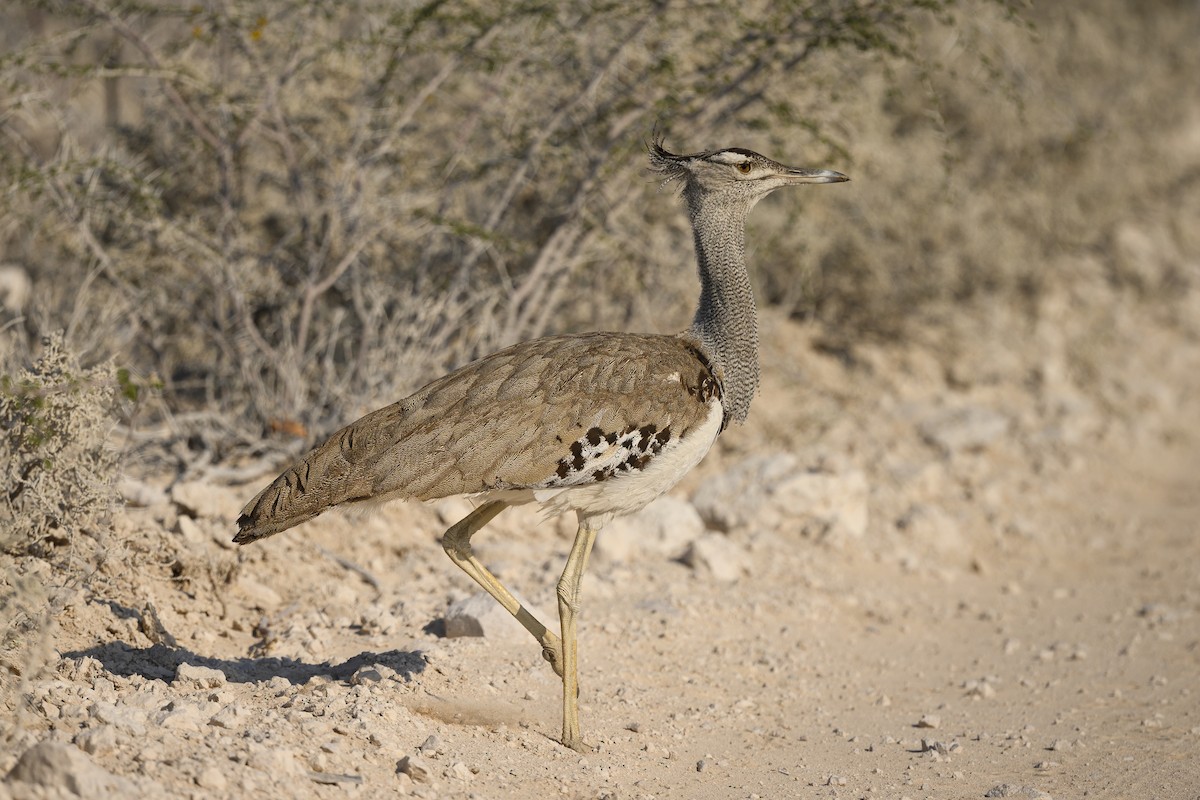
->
xmin=530 ymin=397 xmax=724 ymax=519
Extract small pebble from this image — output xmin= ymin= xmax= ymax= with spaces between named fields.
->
xmin=195 ymin=765 xmax=227 ymax=791
xmin=397 ymin=754 xmax=434 ymax=784
xmin=446 ymin=761 xmax=473 ymax=781
xmin=350 ymin=666 xmax=383 ymax=685
xmin=209 ymin=704 xmax=249 ymax=729
xmin=175 ymin=663 xmax=227 ymax=689
xmin=155 ymin=703 xmax=204 ymax=732
xmin=984 ymin=784 xmax=1053 ymax=799
xmin=915 ymin=714 xmax=941 ymax=729
xmin=921 ymin=739 xmax=956 ymax=756
xmin=74 ymin=726 xmax=118 ymax=756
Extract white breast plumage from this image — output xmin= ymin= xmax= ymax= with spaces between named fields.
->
xmin=525 ymin=399 xmax=724 ymax=520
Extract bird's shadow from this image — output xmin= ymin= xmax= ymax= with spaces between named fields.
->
xmin=61 ymin=640 xmax=426 ymax=687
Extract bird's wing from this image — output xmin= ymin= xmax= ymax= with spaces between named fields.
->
xmin=234 ymin=332 xmax=721 ymax=542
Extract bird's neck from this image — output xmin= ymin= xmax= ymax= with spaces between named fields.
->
xmin=685 ymin=194 xmax=759 ymax=425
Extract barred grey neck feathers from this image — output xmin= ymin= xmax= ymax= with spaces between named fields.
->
xmin=684 ymin=190 xmax=759 ymax=425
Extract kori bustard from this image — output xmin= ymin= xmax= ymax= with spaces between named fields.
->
xmin=235 ymin=139 xmax=848 ymax=752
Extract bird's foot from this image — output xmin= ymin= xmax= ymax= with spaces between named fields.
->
xmin=561 ymin=734 xmax=594 ymax=754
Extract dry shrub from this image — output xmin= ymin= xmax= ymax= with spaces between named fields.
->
xmin=0 ymin=332 xmax=123 ymax=696
xmin=0 ymin=0 xmax=1023 ymax=438
xmin=1 ymin=332 xmax=121 ymax=558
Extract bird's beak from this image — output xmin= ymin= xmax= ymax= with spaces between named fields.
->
xmin=780 ymin=167 xmax=849 ymax=184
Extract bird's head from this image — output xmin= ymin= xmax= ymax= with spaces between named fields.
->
xmin=648 ymin=138 xmax=848 ymax=209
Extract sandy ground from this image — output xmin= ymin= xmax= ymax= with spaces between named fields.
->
xmin=3 ymin=299 xmax=1200 ymax=799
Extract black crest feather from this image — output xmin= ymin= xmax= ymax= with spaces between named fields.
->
xmin=646 ymin=131 xmax=691 ymax=187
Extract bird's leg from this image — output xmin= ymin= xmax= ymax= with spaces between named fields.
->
xmin=556 ymin=518 xmax=598 ymax=753
xmin=441 ymin=500 xmax=565 ymax=676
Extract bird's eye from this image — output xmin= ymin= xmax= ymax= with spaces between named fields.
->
xmin=736 ymin=162 xmax=752 ymax=174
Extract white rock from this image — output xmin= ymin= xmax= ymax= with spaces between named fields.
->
xmin=397 ymin=754 xmax=434 ymax=784
xmin=350 ymin=665 xmax=384 ymax=685
xmin=691 ymin=454 xmax=870 ymax=541
xmin=396 ymin=771 xmax=415 ymax=792
xmin=984 ymin=784 xmax=1053 ymax=799
xmin=171 ymin=480 xmax=244 ymax=521
xmin=681 ymin=533 xmax=750 ymax=582
xmin=6 ymin=740 xmax=137 ymax=797
xmin=209 ymin=703 xmax=251 ymax=729
xmin=690 ymin=454 xmax=798 ymax=531
xmin=418 ymin=734 xmax=444 ymax=756
xmin=175 ymin=662 xmax=227 ymax=689
xmin=195 ymin=765 xmax=228 ymax=791
xmin=176 ymin=515 xmax=207 ymax=544
xmin=64 ymin=656 xmax=104 ymax=683
xmin=155 ymin=702 xmax=204 ymax=732
xmin=246 ymin=744 xmax=300 ymax=776
xmin=773 ymin=469 xmax=869 ymax=540
xmin=88 ymin=702 xmax=147 ymax=736
xmin=446 ymin=761 xmax=473 ymax=781
xmin=237 ymin=577 xmax=282 ymax=608
xmin=74 ymin=725 xmax=119 ymax=756
xmin=118 ymin=478 xmax=167 ymax=508
xmin=896 ymin=504 xmax=961 ymax=553
xmin=444 ymin=591 xmax=547 ymax=641
xmin=594 ymin=496 xmax=705 ymax=563
xmin=918 ymin=406 xmax=1010 ymax=454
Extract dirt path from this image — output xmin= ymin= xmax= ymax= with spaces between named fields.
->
xmin=412 ymin=432 xmax=1200 ymax=800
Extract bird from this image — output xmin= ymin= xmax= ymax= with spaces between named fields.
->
xmin=234 ymin=138 xmax=848 ymax=752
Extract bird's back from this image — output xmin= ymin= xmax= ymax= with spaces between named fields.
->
xmin=234 ymin=332 xmax=722 ymax=543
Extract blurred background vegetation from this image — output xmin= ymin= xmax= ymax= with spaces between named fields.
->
xmin=0 ymin=0 xmax=1195 ymax=446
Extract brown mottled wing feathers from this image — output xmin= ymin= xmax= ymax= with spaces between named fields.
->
xmin=234 ymin=333 xmax=720 ymax=543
